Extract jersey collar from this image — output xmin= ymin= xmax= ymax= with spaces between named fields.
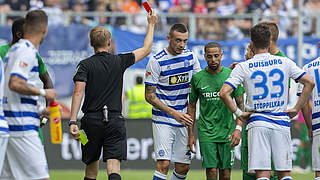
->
xmin=253 ymin=52 xmax=270 ymax=59
xmin=19 ymin=39 xmax=37 ymax=51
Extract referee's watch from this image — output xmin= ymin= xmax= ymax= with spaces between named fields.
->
xmin=68 ymin=120 xmax=77 ymax=126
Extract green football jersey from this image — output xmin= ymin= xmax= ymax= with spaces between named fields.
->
xmin=0 ymin=43 xmax=47 ymax=76
xmin=0 ymin=44 xmax=10 ymax=61
xmin=274 ymin=50 xmax=286 ymax=57
xmin=189 ymin=66 xmax=245 ymax=143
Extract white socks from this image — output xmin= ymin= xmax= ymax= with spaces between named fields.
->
xmin=169 ymin=169 xmax=186 ymax=180
xmin=280 ymin=176 xmax=292 ymax=180
xmin=153 ymin=171 xmax=167 ymax=180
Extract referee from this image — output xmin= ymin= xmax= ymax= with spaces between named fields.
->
xmin=69 ymin=11 xmax=158 ymax=180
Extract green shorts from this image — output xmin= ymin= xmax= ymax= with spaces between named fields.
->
xmin=240 ymin=124 xmax=249 ymax=170
xmin=39 ymin=127 xmax=44 ymax=145
xmin=300 ymin=123 xmax=310 ymax=143
xmin=200 ymin=141 xmax=234 ymax=169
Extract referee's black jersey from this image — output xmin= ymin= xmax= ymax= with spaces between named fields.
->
xmin=73 ymin=52 xmax=135 ymax=113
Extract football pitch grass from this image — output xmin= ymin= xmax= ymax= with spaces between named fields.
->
xmin=50 ymin=170 xmax=314 ymax=179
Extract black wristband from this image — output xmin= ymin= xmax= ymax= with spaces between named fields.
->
xmin=68 ymin=121 xmax=77 ymax=126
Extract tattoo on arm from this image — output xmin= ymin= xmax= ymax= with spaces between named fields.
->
xmin=40 ymin=71 xmax=54 ymax=89
xmin=187 ymin=101 xmax=197 ymax=131
xmin=145 ymin=85 xmax=157 ymax=101
xmin=9 ymin=75 xmax=39 ymax=95
xmin=235 ymin=95 xmax=244 ymax=111
xmin=145 ymin=84 xmax=174 ymax=115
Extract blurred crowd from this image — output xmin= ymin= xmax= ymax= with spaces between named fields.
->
xmin=0 ymin=0 xmax=320 ymax=40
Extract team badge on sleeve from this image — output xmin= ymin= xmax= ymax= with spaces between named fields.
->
xmin=19 ymin=61 xmax=28 ymax=67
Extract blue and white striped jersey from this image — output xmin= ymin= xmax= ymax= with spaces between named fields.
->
xmin=145 ymin=48 xmax=201 ymax=127
xmin=297 ymin=57 xmax=320 ymax=136
xmin=3 ymin=39 xmax=42 ymax=136
xmin=0 ymin=56 xmax=8 ymax=134
xmin=225 ymin=53 xmax=305 ymax=132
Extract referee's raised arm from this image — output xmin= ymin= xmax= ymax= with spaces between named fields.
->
xmin=132 ymin=10 xmax=158 ymax=64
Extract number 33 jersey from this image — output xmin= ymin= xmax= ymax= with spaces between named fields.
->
xmin=298 ymin=57 xmax=320 ymax=136
xmin=225 ymin=53 xmax=305 ymax=131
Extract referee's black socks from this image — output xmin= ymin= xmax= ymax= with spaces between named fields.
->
xmin=109 ymin=173 xmax=121 ymax=180
xmin=84 ymin=177 xmax=96 ymax=180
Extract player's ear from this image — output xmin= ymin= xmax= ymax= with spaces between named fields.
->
xmin=16 ymin=32 xmax=23 ymax=39
xmin=249 ymin=40 xmax=253 ymax=49
xmin=107 ymin=39 xmax=111 ymax=47
xmin=167 ymin=35 xmax=171 ymax=43
xmin=43 ymin=26 xmax=48 ymax=36
xmin=270 ymin=39 xmax=272 ymax=47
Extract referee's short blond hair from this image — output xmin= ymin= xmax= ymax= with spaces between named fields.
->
xmin=89 ymin=26 xmax=111 ymax=50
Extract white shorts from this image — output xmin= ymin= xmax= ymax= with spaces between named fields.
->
xmin=152 ymin=122 xmax=191 ymax=164
xmin=0 ymin=134 xmax=49 ymax=180
xmin=312 ymin=135 xmax=320 ymax=171
xmin=248 ymin=127 xmax=292 ymax=171
xmin=0 ymin=133 xmax=9 ymax=174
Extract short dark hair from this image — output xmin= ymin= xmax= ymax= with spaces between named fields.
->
xmin=250 ymin=24 xmax=271 ymax=50
xmin=204 ymin=42 xmax=222 ymax=53
xmin=12 ymin=18 xmax=25 ymax=40
xmin=11 ymin=18 xmax=25 ymax=44
xmin=136 ymin=76 xmax=143 ymax=84
xmin=169 ymin=23 xmax=188 ymax=37
xmin=24 ymin=10 xmax=48 ymax=34
xmin=258 ymin=21 xmax=279 ymax=43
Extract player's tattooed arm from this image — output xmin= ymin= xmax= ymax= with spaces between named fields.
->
xmin=9 ymin=75 xmax=44 ymax=95
xmin=187 ymin=101 xmax=197 ymax=122
xmin=40 ymin=71 xmax=54 ymax=89
xmin=187 ymin=101 xmax=197 ymax=153
xmin=145 ymin=84 xmax=173 ymax=113
xmin=145 ymin=84 xmax=193 ymax=126
xmin=235 ymin=94 xmax=244 ymax=126
xmin=187 ymin=101 xmax=197 ymax=134
xmin=40 ymin=71 xmax=54 ymax=105
xmin=235 ymin=94 xmax=244 ymax=111
xmin=229 ymin=94 xmax=245 ymax=147
xmin=9 ymin=75 xmax=57 ymax=100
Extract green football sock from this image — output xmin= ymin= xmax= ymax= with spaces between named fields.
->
xmin=242 ymin=171 xmax=256 ymax=180
xmin=270 ymin=172 xmax=278 ymax=180
xmin=293 ymin=147 xmax=303 ymax=166
xmin=38 ymin=127 xmax=44 ymax=145
xmin=304 ymin=147 xmax=311 ymax=167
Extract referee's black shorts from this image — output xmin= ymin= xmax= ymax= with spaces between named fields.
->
xmin=80 ymin=113 xmax=127 ymax=165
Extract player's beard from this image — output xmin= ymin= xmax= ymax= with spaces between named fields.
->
xmin=208 ymin=64 xmax=219 ymax=72
xmin=174 ymin=47 xmax=184 ymax=54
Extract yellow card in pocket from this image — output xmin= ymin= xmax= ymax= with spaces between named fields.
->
xmin=78 ymin=130 xmax=88 ymax=145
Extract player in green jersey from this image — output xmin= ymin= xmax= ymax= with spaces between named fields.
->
xmin=241 ymin=21 xmax=288 ymax=180
xmin=188 ymin=42 xmax=245 ymax=180
xmin=0 ymin=18 xmax=53 ymax=144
